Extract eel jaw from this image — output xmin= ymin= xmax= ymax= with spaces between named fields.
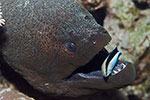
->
xmin=64 ymin=47 xmax=136 ymax=90
xmin=64 ymin=61 xmax=135 ymax=91
xmin=68 ymin=61 xmax=128 ymax=80
xmin=66 ymin=47 xmax=128 ymax=81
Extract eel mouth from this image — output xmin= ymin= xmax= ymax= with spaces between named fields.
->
xmin=66 ymin=48 xmax=127 ymax=80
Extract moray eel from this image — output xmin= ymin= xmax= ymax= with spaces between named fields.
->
xmin=0 ymin=0 xmax=136 ymax=97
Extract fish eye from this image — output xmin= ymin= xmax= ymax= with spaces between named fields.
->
xmin=65 ymin=42 xmax=76 ymax=52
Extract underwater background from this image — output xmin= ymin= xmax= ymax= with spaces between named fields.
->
xmin=79 ymin=0 xmax=150 ymax=100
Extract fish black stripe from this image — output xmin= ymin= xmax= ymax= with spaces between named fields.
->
xmin=111 ymin=52 xmax=122 ymax=71
xmin=105 ymin=47 xmax=118 ymax=73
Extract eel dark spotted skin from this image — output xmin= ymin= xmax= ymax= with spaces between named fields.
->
xmin=0 ymin=0 xmax=136 ymax=97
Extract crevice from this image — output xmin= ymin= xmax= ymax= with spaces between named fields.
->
xmin=132 ymin=0 xmax=150 ymax=10
xmin=89 ymin=6 xmax=107 ymax=26
xmin=66 ymin=48 xmax=108 ymax=79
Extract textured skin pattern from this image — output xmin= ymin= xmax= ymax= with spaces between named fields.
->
xmin=1 ymin=0 xmax=111 ymax=81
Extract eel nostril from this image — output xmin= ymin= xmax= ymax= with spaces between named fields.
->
xmin=92 ymin=41 xmax=96 ymax=45
xmin=84 ymin=15 xmax=90 ymax=20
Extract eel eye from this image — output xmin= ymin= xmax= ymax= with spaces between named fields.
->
xmin=92 ymin=41 xmax=96 ymax=45
xmin=65 ymin=42 xmax=76 ymax=52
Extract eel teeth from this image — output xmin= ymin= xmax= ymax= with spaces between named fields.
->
xmin=0 ymin=3 xmax=5 ymax=26
xmin=101 ymin=46 xmax=122 ymax=78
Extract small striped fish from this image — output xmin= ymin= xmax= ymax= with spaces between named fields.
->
xmin=102 ymin=46 xmax=122 ymax=81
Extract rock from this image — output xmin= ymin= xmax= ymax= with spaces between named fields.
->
xmin=104 ymin=0 xmax=150 ymax=99
xmin=0 ymin=63 xmax=34 ymax=100
xmin=78 ymin=0 xmax=107 ymax=11
xmin=104 ymin=0 xmax=150 ymax=63
xmin=0 ymin=86 xmax=34 ymax=100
